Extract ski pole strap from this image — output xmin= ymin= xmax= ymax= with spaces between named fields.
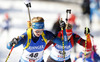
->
xmin=5 ymin=44 xmax=15 ymax=62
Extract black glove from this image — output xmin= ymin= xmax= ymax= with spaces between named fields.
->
xmin=11 ymin=38 xmax=19 ymax=46
xmin=59 ymin=21 xmax=66 ymax=29
xmin=24 ymin=0 xmax=31 ymax=8
xmin=84 ymin=27 xmax=90 ymax=34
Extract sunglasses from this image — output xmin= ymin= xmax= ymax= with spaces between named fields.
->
xmin=35 ymin=30 xmax=43 ymax=33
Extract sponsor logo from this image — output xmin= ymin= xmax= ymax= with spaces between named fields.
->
xmin=28 ymin=45 xmax=44 ymax=50
xmin=64 ymin=36 xmax=67 ymax=41
xmin=56 ymin=44 xmax=71 ymax=49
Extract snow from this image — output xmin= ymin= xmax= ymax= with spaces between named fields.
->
xmin=0 ymin=0 xmax=100 ymax=62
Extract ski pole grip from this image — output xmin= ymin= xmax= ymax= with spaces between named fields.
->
xmin=66 ymin=9 xmax=71 ymax=21
xmin=66 ymin=9 xmax=71 ymax=14
xmin=24 ymin=0 xmax=31 ymax=7
xmin=84 ymin=27 xmax=90 ymax=35
xmin=27 ymin=21 xmax=31 ymax=28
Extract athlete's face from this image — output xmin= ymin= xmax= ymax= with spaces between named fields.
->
xmin=33 ymin=29 xmax=43 ymax=37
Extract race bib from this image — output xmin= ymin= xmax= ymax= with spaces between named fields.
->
xmin=22 ymin=50 xmax=44 ymax=61
xmin=26 ymin=53 xmax=39 ymax=60
xmin=50 ymin=47 xmax=72 ymax=61
xmin=58 ymin=50 xmax=71 ymax=58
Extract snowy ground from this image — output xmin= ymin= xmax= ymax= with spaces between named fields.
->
xmin=0 ymin=0 xmax=100 ymax=62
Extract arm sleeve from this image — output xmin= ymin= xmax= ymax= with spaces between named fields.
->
xmin=73 ymin=33 xmax=85 ymax=47
xmin=52 ymin=30 xmax=68 ymax=46
xmin=45 ymin=30 xmax=63 ymax=45
xmin=44 ymin=41 xmax=54 ymax=50
xmin=94 ymin=52 xmax=100 ymax=61
xmin=73 ymin=33 xmax=92 ymax=51
xmin=53 ymin=30 xmax=69 ymax=46
xmin=45 ymin=30 xmax=55 ymax=40
xmin=7 ymin=32 xmax=27 ymax=49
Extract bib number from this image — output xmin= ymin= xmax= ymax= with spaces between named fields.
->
xmin=29 ymin=53 xmax=38 ymax=58
xmin=29 ymin=53 xmax=38 ymax=62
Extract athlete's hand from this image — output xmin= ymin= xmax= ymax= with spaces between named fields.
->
xmin=59 ymin=21 xmax=66 ymax=28
xmin=24 ymin=0 xmax=31 ymax=7
xmin=84 ymin=27 xmax=90 ymax=35
xmin=11 ymin=38 xmax=19 ymax=46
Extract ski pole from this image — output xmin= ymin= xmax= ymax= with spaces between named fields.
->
xmin=5 ymin=44 xmax=15 ymax=62
xmin=24 ymin=0 xmax=31 ymax=28
xmin=59 ymin=18 xmax=65 ymax=62
xmin=84 ymin=38 xmax=87 ymax=62
xmin=84 ymin=27 xmax=88 ymax=62
xmin=59 ymin=9 xmax=71 ymax=62
xmin=66 ymin=9 xmax=71 ymax=22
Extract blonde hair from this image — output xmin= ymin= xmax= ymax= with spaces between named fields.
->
xmin=65 ymin=23 xmax=73 ymax=29
xmin=32 ymin=17 xmax=44 ymax=23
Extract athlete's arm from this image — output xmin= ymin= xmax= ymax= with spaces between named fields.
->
xmin=7 ymin=32 xmax=27 ymax=49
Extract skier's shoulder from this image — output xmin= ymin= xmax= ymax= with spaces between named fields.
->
xmin=19 ymin=31 xmax=27 ymax=39
xmin=43 ymin=30 xmax=53 ymax=34
xmin=23 ymin=31 xmax=27 ymax=35
xmin=43 ymin=30 xmax=55 ymax=39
